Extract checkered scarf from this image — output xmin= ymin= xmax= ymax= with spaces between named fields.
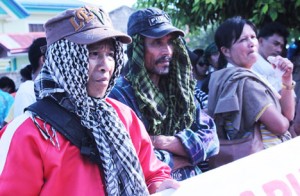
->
xmin=34 ymin=39 xmax=148 ymax=195
xmin=126 ymin=35 xmax=196 ymax=136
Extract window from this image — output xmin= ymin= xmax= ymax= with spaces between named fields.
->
xmin=29 ymin=24 xmax=44 ymax=32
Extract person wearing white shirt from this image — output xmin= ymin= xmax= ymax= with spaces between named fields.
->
xmin=13 ymin=37 xmax=46 ymax=118
xmin=252 ymin=22 xmax=289 ymax=92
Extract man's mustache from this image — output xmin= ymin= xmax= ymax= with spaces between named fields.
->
xmin=155 ymin=56 xmax=172 ymax=64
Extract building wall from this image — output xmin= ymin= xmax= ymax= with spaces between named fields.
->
xmin=0 ymin=12 xmax=54 ymax=72
xmin=0 ymin=14 xmax=54 ymax=33
xmin=109 ymin=6 xmax=135 ymax=34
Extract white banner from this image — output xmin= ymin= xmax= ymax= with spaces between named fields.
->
xmin=153 ymin=136 xmax=300 ymax=196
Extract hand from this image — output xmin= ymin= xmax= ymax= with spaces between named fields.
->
xmin=150 ymin=135 xmax=188 ymax=157
xmin=156 ymin=179 xmax=180 ymax=193
xmin=150 ymin=135 xmax=170 ymax=149
xmin=269 ymin=55 xmax=294 ymax=83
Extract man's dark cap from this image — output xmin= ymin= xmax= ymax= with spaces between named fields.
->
xmin=127 ymin=7 xmax=185 ymax=38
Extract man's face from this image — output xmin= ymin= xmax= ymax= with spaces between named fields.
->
xmin=87 ymin=39 xmax=115 ymax=98
xmin=144 ymin=34 xmax=175 ymax=78
xmin=258 ymin=34 xmax=285 ymax=59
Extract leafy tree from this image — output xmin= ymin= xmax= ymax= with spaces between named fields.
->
xmin=135 ymin=0 xmax=300 ymax=48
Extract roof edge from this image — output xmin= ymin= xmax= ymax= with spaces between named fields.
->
xmin=1 ymin=0 xmax=29 ymax=19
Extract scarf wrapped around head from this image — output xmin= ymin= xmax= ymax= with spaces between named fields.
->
xmin=34 ymin=39 xmax=148 ymax=195
xmin=126 ymin=35 xmax=196 ymax=136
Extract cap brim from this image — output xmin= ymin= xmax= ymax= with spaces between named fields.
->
xmin=140 ymin=25 xmax=185 ymax=38
xmin=66 ymin=28 xmax=132 ymax=45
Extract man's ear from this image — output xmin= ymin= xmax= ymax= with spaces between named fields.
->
xmin=220 ymin=46 xmax=230 ymax=58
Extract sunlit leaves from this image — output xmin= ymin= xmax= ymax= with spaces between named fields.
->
xmin=135 ymin=0 xmax=300 ymax=43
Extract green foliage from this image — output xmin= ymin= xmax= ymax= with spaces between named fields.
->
xmin=135 ymin=0 xmax=300 ymax=46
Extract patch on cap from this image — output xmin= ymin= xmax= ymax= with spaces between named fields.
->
xmin=148 ymin=14 xmax=170 ymax=26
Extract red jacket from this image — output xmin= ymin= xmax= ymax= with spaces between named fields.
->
xmin=0 ymin=98 xmax=171 ymax=195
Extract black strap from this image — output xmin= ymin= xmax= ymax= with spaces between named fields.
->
xmin=25 ymin=98 xmax=101 ymax=164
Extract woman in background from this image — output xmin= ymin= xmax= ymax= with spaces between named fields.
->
xmin=208 ymin=16 xmax=295 ymax=151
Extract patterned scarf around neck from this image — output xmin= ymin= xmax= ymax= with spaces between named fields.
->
xmin=33 ymin=39 xmax=148 ymax=196
xmin=126 ymin=35 xmax=196 ymax=136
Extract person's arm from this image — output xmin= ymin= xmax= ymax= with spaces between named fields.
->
xmin=279 ymin=81 xmax=295 ymax=121
xmin=242 ymin=79 xmax=290 ymax=136
xmin=151 ymin=106 xmax=219 ymax=165
xmin=273 ymin=56 xmax=295 ymax=121
xmin=258 ymin=105 xmax=290 ymax=135
xmin=153 ymin=146 xmax=195 ymax=170
xmin=259 ymin=56 xmax=295 ymax=135
xmin=132 ymin=120 xmax=180 ymax=194
xmin=244 ymin=62 xmax=294 ymax=136
xmin=151 ymin=135 xmax=187 ymax=157
xmin=128 ymin=115 xmax=173 ymax=189
xmin=109 ymin=81 xmax=198 ymax=166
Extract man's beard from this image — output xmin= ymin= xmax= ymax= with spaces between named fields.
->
xmin=151 ymin=56 xmax=172 ymax=75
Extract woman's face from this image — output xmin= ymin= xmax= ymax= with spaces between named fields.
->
xmin=223 ymin=24 xmax=258 ymax=69
xmin=87 ymin=39 xmax=115 ymax=98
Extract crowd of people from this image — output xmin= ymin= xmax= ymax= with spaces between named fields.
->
xmin=0 ymin=4 xmax=299 ymax=195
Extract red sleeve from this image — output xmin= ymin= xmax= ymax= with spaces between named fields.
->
xmin=0 ymin=114 xmax=107 ymax=195
xmin=0 ymin=114 xmax=45 ymax=195
xmin=106 ymin=98 xmax=172 ymax=186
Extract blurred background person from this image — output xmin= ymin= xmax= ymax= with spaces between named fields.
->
xmin=3 ymin=64 xmax=33 ymax=126
xmin=20 ymin=64 xmax=32 ymax=82
xmin=0 ymin=76 xmax=16 ymax=95
xmin=208 ymin=16 xmax=294 ymax=156
xmin=204 ymin=42 xmax=220 ymax=72
xmin=194 ymin=54 xmax=209 ymax=90
xmin=201 ymin=42 xmax=220 ymax=95
xmin=193 ymin=54 xmax=209 ymax=112
xmin=0 ymin=76 xmax=15 ymax=127
xmin=252 ymin=21 xmax=289 ymax=92
xmin=186 ymin=46 xmax=209 ymax=113
xmin=13 ymin=37 xmax=46 ymax=118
